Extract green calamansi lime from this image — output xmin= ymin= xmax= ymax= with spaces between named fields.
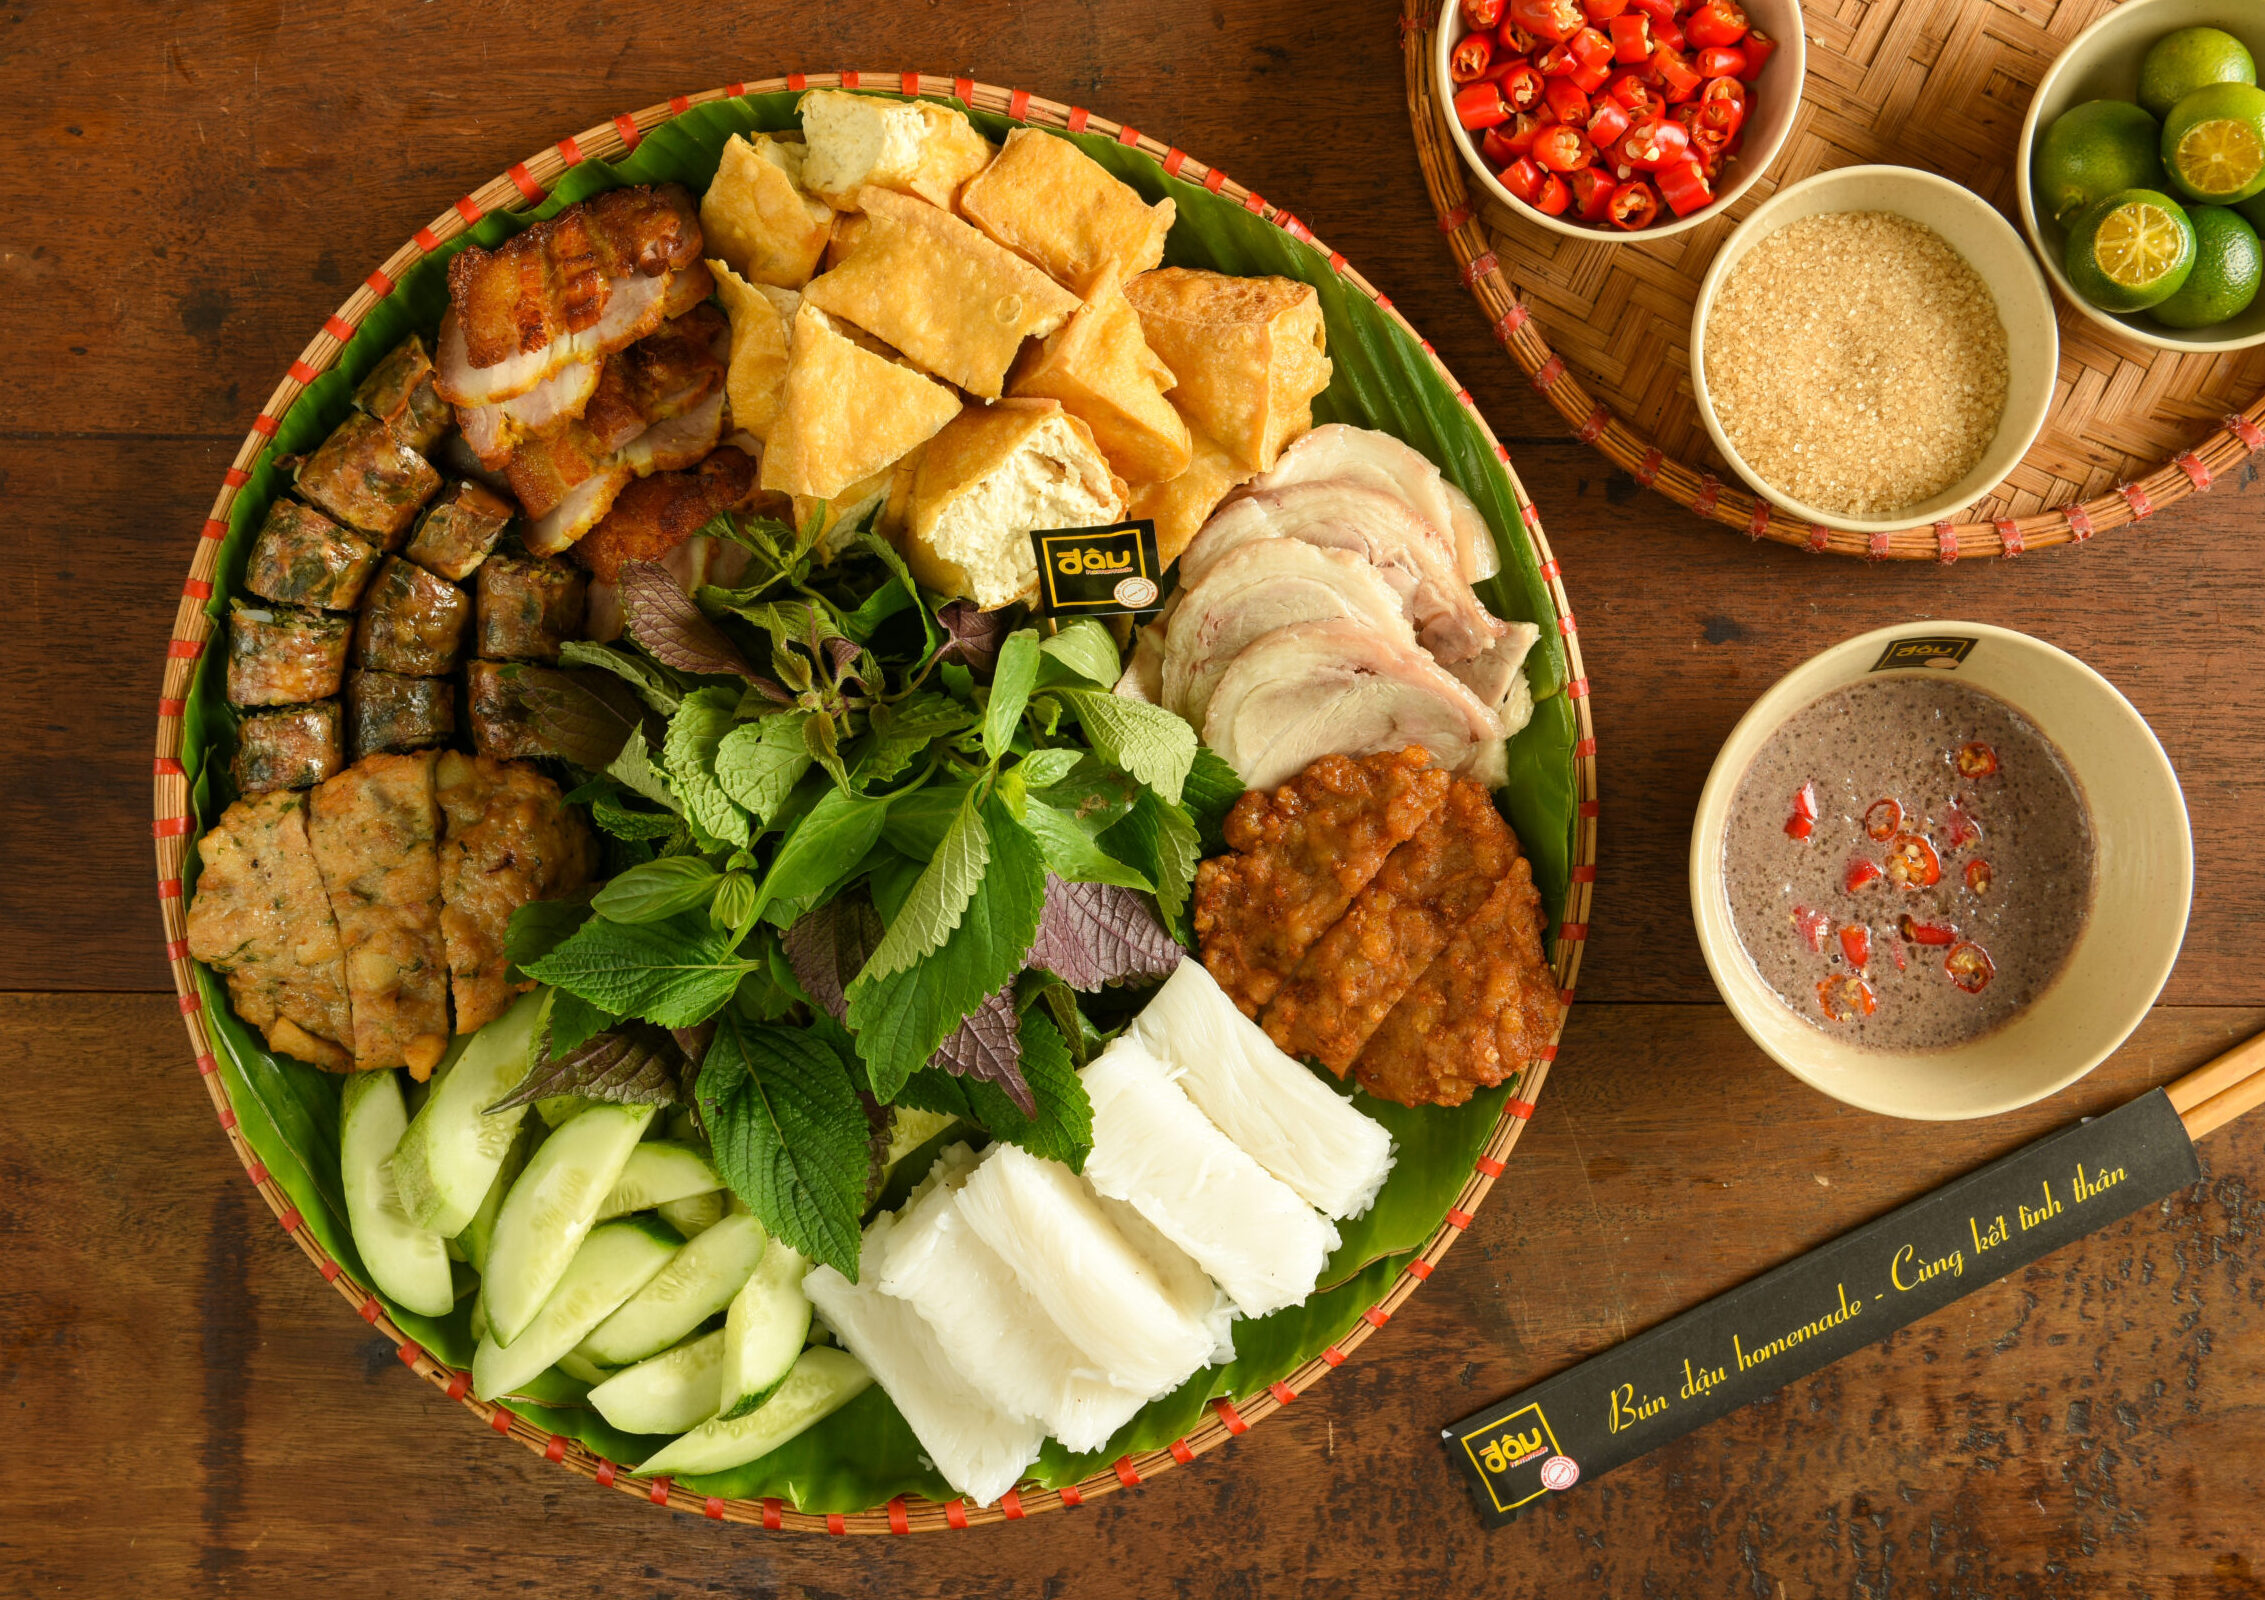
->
xmin=2066 ymin=188 xmax=2197 ymax=312
xmin=2162 ymin=81 xmax=2265 ymax=204
xmin=2150 ymin=203 xmax=2263 ymax=327
xmin=2033 ymin=100 xmax=2167 ymax=225
xmin=2137 ymin=26 xmax=2257 ymax=121
xmin=2237 ymin=188 xmax=2265 ymax=231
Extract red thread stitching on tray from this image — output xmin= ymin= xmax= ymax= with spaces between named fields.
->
xmin=2120 ymin=482 xmax=2153 ymax=519
xmin=1996 ymin=517 xmax=2024 ymax=557
xmin=1532 ymin=354 xmax=1565 ymax=390
xmin=1868 ymin=529 xmax=1891 ymax=560
xmin=2176 ymin=451 xmax=2210 ymax=491
xmin=2065 ymin=502 xmax=2094 ymax=541
xmin=1578 ymin=405 xmax=1609 ymax=443
xmin=1935 ymin=521 xmax=1958 ymax=563
xmin=1439 ymin=205 xmax=1473 ymax=234
xmin=507 ymin=163 xmax=544 ymax=203
xmin=453 ymin=196 xmax=483 ymax=226
xmin=613 ymin=113 xmax=642 ymax=150
xmin=1496 ymin=302 xmax=1530 ymax=340
xmin=2225 ymin=411 xmax=2265 ymax=450
xmin=1406 ymin=1257 xmax=1433 ymax=1279
xmin=558 ymin=134 xmax=586 ymax=166
xmin=1459 ymin=250 xmax=1496 ymax=287
xmin=1694 ymin=473 xmax=1719 ymax=518
xmin=1634 ymin=446 xmax=1661 ymax=486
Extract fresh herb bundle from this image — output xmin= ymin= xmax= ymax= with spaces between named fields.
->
xmin=506 ymin=508 xmax=1242 ymax=1280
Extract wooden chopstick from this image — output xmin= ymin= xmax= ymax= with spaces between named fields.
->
xmin=2169 ymin=1026 xmax=2265 ymax=1141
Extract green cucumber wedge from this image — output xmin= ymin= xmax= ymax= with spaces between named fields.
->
xmin=390 ymin=989 xmax=548 ymax=1236
xmin=717 ymin=1240 xmax=812 ymax=1421
xmin=460 ymin=1118 xmax=540 ymax=1275
xmin=635 ymin=1347 xmax=871 ymax=1477
xmin=596 ymin=1141 xmax=721 ymax=1220
xmin=471 ymin=1216 xmax=680 ymax=1401
xmin=578 ymin=1212 xmax=768 ymax=1367
xmin=340 ymin=1070 xmax=455 ymax=1318
xmin=656 ymin=1190 xmax=727 ymax=1239
xmin=481 ymin=1102 xmax=657 ymax=1346
xmin=555 ymin=1350 xmax=615 ymax=1386
xmin=587 ymin=1328 xmax=728 ymax=1436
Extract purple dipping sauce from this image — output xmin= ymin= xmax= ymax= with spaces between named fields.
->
xmin=1723 ymin=676 xmax=2095 ymax=1051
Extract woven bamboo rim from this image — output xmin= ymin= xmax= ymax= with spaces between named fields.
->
xmin=1400 ymin=0 xmax=2265 ymax=560
xmin=150 ymin=73 xmax=1601 ymax=1533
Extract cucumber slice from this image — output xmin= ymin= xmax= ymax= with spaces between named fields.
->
xmin=587 ymin=1328 xmax=728 ymax=1436
xmin=657 ymin=1190 xmax=727 ymax=1239
xmin=460 ymin=1117 xmax=540 ymax=1275
xmin=536 ymin=1094 xmax=595 ymax=1128
xmin=390 ymin=990 xmax=548 ymax=1235
xmin=578 ymin=1212 xmax=768 ymax=1367
xmin=717 ymin=1240 xmax=812 ymax=1420
xmin=340 ymin=1070 xmax=455 ymax=1318
xmin=556 ymin=1350 xmax=615 ymax=1387
xmin=481 ymin=1102 xmax=657 ymax=1347
xmin=596 ymin=1141 xmax=721 ymax=1220
xmin=635 ymin=1347 xmax=871 ymax=1477
xmin=471 ymin=1216 xmax=679 ymax=1401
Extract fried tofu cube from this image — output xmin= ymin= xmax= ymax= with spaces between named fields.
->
xmin=354 ymin=333 xmax=451 ymax=454
xmin=1125 ymin=424 xmax=1255 ymax=568
xmin=906 ymin=399 xmax=1126 ymax=610
xmin=347 ymin=670 xmax=458 ymax=759
xmin=244 ymin=498 xmax=384 ymax=611
xmin=759 ymin=303 xmax=962 ymax=500
xmin=1009 ymin=266 xmax=1193 ymax=483
xmin=701 ymin=133 xmax=834 ymax=288
xmin=233 ymin=701 xmax=347 ymax=793
xmin=710 ymin=263 xmax=797 ymax=442
xmin=295 ymin=411 xmax=443 ymax=546
xmin=404 ymin=480 xmax=515 ymax=582
xmin=796 ymin=89 xmax=993 ymax=211
xmin=477 ymin=554 xmax=588 ymax=663
xmin=1123 ymin=269 xmax=1332 ymax=473
xmin=354 ymin=557 xmax=472 ymax=677
xmin=959 ymin=128 xmax=1175 ymax=294
xmin=227 ymin=600 xmax=352 ymax=707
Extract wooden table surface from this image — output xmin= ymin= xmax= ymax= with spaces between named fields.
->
xmin=6 ymin=1 xmax=2261 ymax=1594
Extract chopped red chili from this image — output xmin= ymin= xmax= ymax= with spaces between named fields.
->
xmin=1844 ymin=857 xmax=1883 ymax=893
xmin=1605 ymin=178 xmax=1659 ymax=228
xmin=1534 ymin=124 xmax=1595 ymax=171
xmin=1736 ymin=28 xmax=1777 ymax=79
xmin=1794 ymin=905 xmax=1830 ymax=954
xmin=1657 ymin=155 xmax=1714 ymax=214
xmin=1534 ymin=172 xmax=1573 ymax=213
xmin=1784 ymin=813 xmax=1813 ymax=840
xmin=1499 ymin=156 xmax=1547 ymax=203
xmin=1884 ymin=832 xmax=1943 ymax=889
xmin=1684 ymin=0 xmax=1749 ymax=48
xmin=1698 ymin=75 xmax=1746 ymax=135
xmin=1580 ymin=0 xmax=1628 ymax=17
xmin=1817 ymin=973 xmax=1878 ymax=1022
xmin=1543 ymin=77 xmax=1592 ymax=123
xmin=1462 ymin=0 xmax=1507 ymax=28
xmin=1455 ymin=81 xmax=1513 ymax=130
xmin=1944 ymin=942 xmax=1996 ymax=993
xmin=1898 ymin=913 xmax=1956 ymax=947
xmin=1956 ymin=741 xmax=2000 ymax=778
xmin=1509 ymin=0 xmax=1584 ymax=42
xmin=1863 ymin=798 xmax=1903 ymax=841
xmin=1617 ymin=117 xmax=1690 ymax=169
xmin=1939 ymin=798 xmax=1981 ymax=850
xmin=1452 ymin=33 xmax=1497 ymax=82
xmin=1964 ymin=858 xmax=1993 ymax=895
xmin=1654 ymin=43 xmax=1704 ymax=101
xmin=1839 ymin=925 xmax=1871 ymax=969
xmin=1567 ymin=165 xmax=1618 ymax=221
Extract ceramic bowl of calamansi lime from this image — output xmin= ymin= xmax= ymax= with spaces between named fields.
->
xmin=2019 ymin=0 xmax=2265 ymax=353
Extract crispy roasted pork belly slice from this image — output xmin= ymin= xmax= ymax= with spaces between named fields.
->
xmin=353 ymin=557 xmax=473 ymax=678
xmin=477 ymin=555 xmax=587 ymax=662
xmin=434 ymin=184 xmax=706 ymax=407
xmin=233 ymin=701 xmax=346 ymax=793
xmin=295 ymin=411 xmax=442 ymax=547
xmin=1179 ymin=481 xmax=1505 ymax=669
xmin=458 ymin=301 xmax=726 ymax=469
xmin=244 ymin=499 xmax=382 ymax=612
xmin=1160 ymin=539 xmax=1415 ymax=729
xmin=1192 ymin=745 xmax=1450 ymax=1018
xmin=186 ymin=790 xmax=354 ymax=1069
xmin=1202 ymin=620 xmax=1506 ymax=792
xmin=346 ymin=670 xmax=457 ymax=760
xmin=517 ymin=390 xmax=734 ymax=557
xmin=307 ymin=751 xmax=451 ymax=1076
xmin=1261 ymin=779 xmax=1516 ymax=1075
xmin=1355 ymin=846 xmax=1557 ymax=1109
xmin=435 ymin=752 xmax=598 ymax=1034
xmin=1244 ymin=425 xmax=1500 ymax=583
xmin=571 ymin=448 xmax=760 ymax=584
xmin=227 ymin=601 xmax=351 ymax=707
xmin=354 ymin=333 xmax=451 ymax=454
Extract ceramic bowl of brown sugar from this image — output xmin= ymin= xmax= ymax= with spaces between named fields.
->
xmin=1688 ymin=165 xmax=2060 ymax=535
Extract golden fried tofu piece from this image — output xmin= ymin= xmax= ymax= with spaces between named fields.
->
xmin=801 ymin=187 xmax=1081 ymax=399
xmin=1009 ymin=265 xmax=1191 ymax=483
xmin=710 ymin=261 xmax=796 ymax=441
xmin=186 ymin=790 xmax=354 ymax=1070
xmin=796 ymin=89 xmax=993 ymax=211
xmin=760 ymin=303 xmax=962 ymax=499
xmin=959 ymin=128 xmax=1175 ymax=294
xmin=700 ymin=133 xmax=834 ymax=288
xmin=436 ymin=753 xmax=599 ymax=1035
xmin=1123 ymin=268 xmax=1331 ymax=473
xmin=1125 ymin=422 xmax=1255 ymax=568
xmin=906 ymin=399 xmax=1127 ymax=609
xmin=307 ymin=752 xmax=451 ymax=1076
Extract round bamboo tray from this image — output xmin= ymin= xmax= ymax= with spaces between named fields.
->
xmin=151 ymin=75 xmax=1601 ymax=1533
xmin=1402 ymin=0 xmax=2265 ymax=560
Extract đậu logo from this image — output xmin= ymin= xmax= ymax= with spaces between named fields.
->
xmin=1031 ymin=520 xmax=1166 ymax=617
xmin=1871 ymin=635 xmax=1977 ymax=673
xmin=1449 ymin=1401 xmax=1572 ymax=1516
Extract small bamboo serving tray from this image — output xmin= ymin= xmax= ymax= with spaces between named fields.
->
xmin=1403 ymin=0 xmax=2265 ymax=559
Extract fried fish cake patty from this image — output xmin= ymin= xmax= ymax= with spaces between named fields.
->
xmin=435 ymin=752 xmax=600 ymax=1034
xmin=307 ymin=751 xmax=452 ymax=1075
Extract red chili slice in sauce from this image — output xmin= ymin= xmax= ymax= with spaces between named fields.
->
xmin=1883 ymin=832 xmax=1942 ymax=889
xmin=1784 ymin=814 xmax=1814 ymax=840
xmin=1844 ymin=857 xmax=1882 ymax=892
xmin=1898 ymin=913 xmax=1955 ymax=946
xmin=1793 ymin=906 xmax=1830 ymax=954
xmin=1863 ymin=798 xmax=1902 ymax=841
xmin=1791 ymin=781 xmax=1819 ymax=820
xmin=1944 ymin=941 xmax=1995 ymax=993
xmin=1838 ymin=925 xmax=1870 ymax=969
xmin=1816 ymin=973 xmax=1877 ymax=1022
xmin=1964 ymin=858 xmax=1993 ymax=895
xmin=1955 ymin=741 xmax=2000 ymax=779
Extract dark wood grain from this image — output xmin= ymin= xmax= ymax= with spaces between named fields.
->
xmin=6 ymin=0 xmax=2264 ymax=1591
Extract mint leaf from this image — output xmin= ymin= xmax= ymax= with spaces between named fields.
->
xmin=879 ymin=778 xmax=976 ymax=861
xmin=558 ymin=639 xmax=686 ymax=716
xmin=750 ymin=787 xmax=891 ymax=926
xmin=1039 ymin=620 xmax=1124 ymax=688
xmin=1099 ymin=789 xmax=1199 ymax=928
xmin=1034 ymin=757 xmax=1141 ymax=835
xmin=592 ymin=856 xmax=722 ymax=923
xmin=1028 ymin=874 xmax=1181 ymax=990
xmin=930 ymin=984 xmax=1030 ymax=1116
xmin=608 ymin=725 xmax=681 ymax=814
xmin=490 ymin=1022 xmax=690 ymax=1113
xmin=715 ymin=713 xmax=814 ymax=826
xmin=506 ymin=894 xmax=596 ymax=972
xmin=859 ymin=786 xmax=988 ymax=984
xmin=856 ymin=529 xmax=938 ymax=653
xmin=1050 ymin=688 xmax=1196 ymax=803
xmin=846 ymin=794 xmax=1046 ymax=1102
xmin=697 ymin=1015 xmax=868 ymax=1279
xmin=855 ymin=692 xmax=972 ymax=790
xmin=1183 ymin=745 xmax=1247 ymax=856
xmin=984 ymin=629 xmax=1042 ymax=763
xmin=1022 ymin=800 xmax=1153 ymax=891
xmin=524 ymin=911 xmax=757 ymax=1028
xmin=591 ymin=791 xmax=683 ymax=842
xmin=1013 ymin=748 xmax=1084 ymax=791
xmin=664 ymin=687 xmax=751 ymax=850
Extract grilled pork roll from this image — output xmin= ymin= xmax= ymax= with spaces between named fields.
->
xmin=295 ymin=411 xmax=442 ymax=546
xmin=233 ymin=701 xmax=347 ymax=793
xmin=354 ymin=557 xmax=472 ymax=677
xmin=354 ymin=333 xmax=451 ymax=454
xmin=227 ymin=600 xmax=352 ymax=707
xmin=243 ymin=498 xmax=383 ymax=612
xmin=347 ymin=670 xmax=458 ymax=759
xmin=404 ymin=480 xmax=515 ymax=582
xmin=477 ymin=554 xmax=587 ymax=663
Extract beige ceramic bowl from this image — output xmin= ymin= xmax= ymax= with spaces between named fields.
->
xmin=1688 ymin=164 xmax=2060 ymax=535
xmin=1433 ymin=0 xmax=1806 ymax=242
xmin=1689 ymin=622 xmax=2191 ymax=1122
xmin=2016 ymin=0 xmax=2265 ymax=354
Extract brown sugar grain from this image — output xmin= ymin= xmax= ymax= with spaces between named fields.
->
xmin=1701 ymin=211 xmax=2009 ymax=519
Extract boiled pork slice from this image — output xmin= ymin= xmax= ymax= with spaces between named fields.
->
xmin=1203 ymin=619 xmax=1507 ymax=791
xmin=1243 ymin=424 xmax=1500 ymax=583
xmin=1178 ymin=481 xmax=1505 ymax=670
xmin=1448 ymin=620 xmax=1541 ymax=736
xmin=1161 ymin=539 xmax=1415 ymax=729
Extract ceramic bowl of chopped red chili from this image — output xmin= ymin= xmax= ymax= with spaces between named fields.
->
xmin=1434 ymin=0 xmax=1805 ymax=239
